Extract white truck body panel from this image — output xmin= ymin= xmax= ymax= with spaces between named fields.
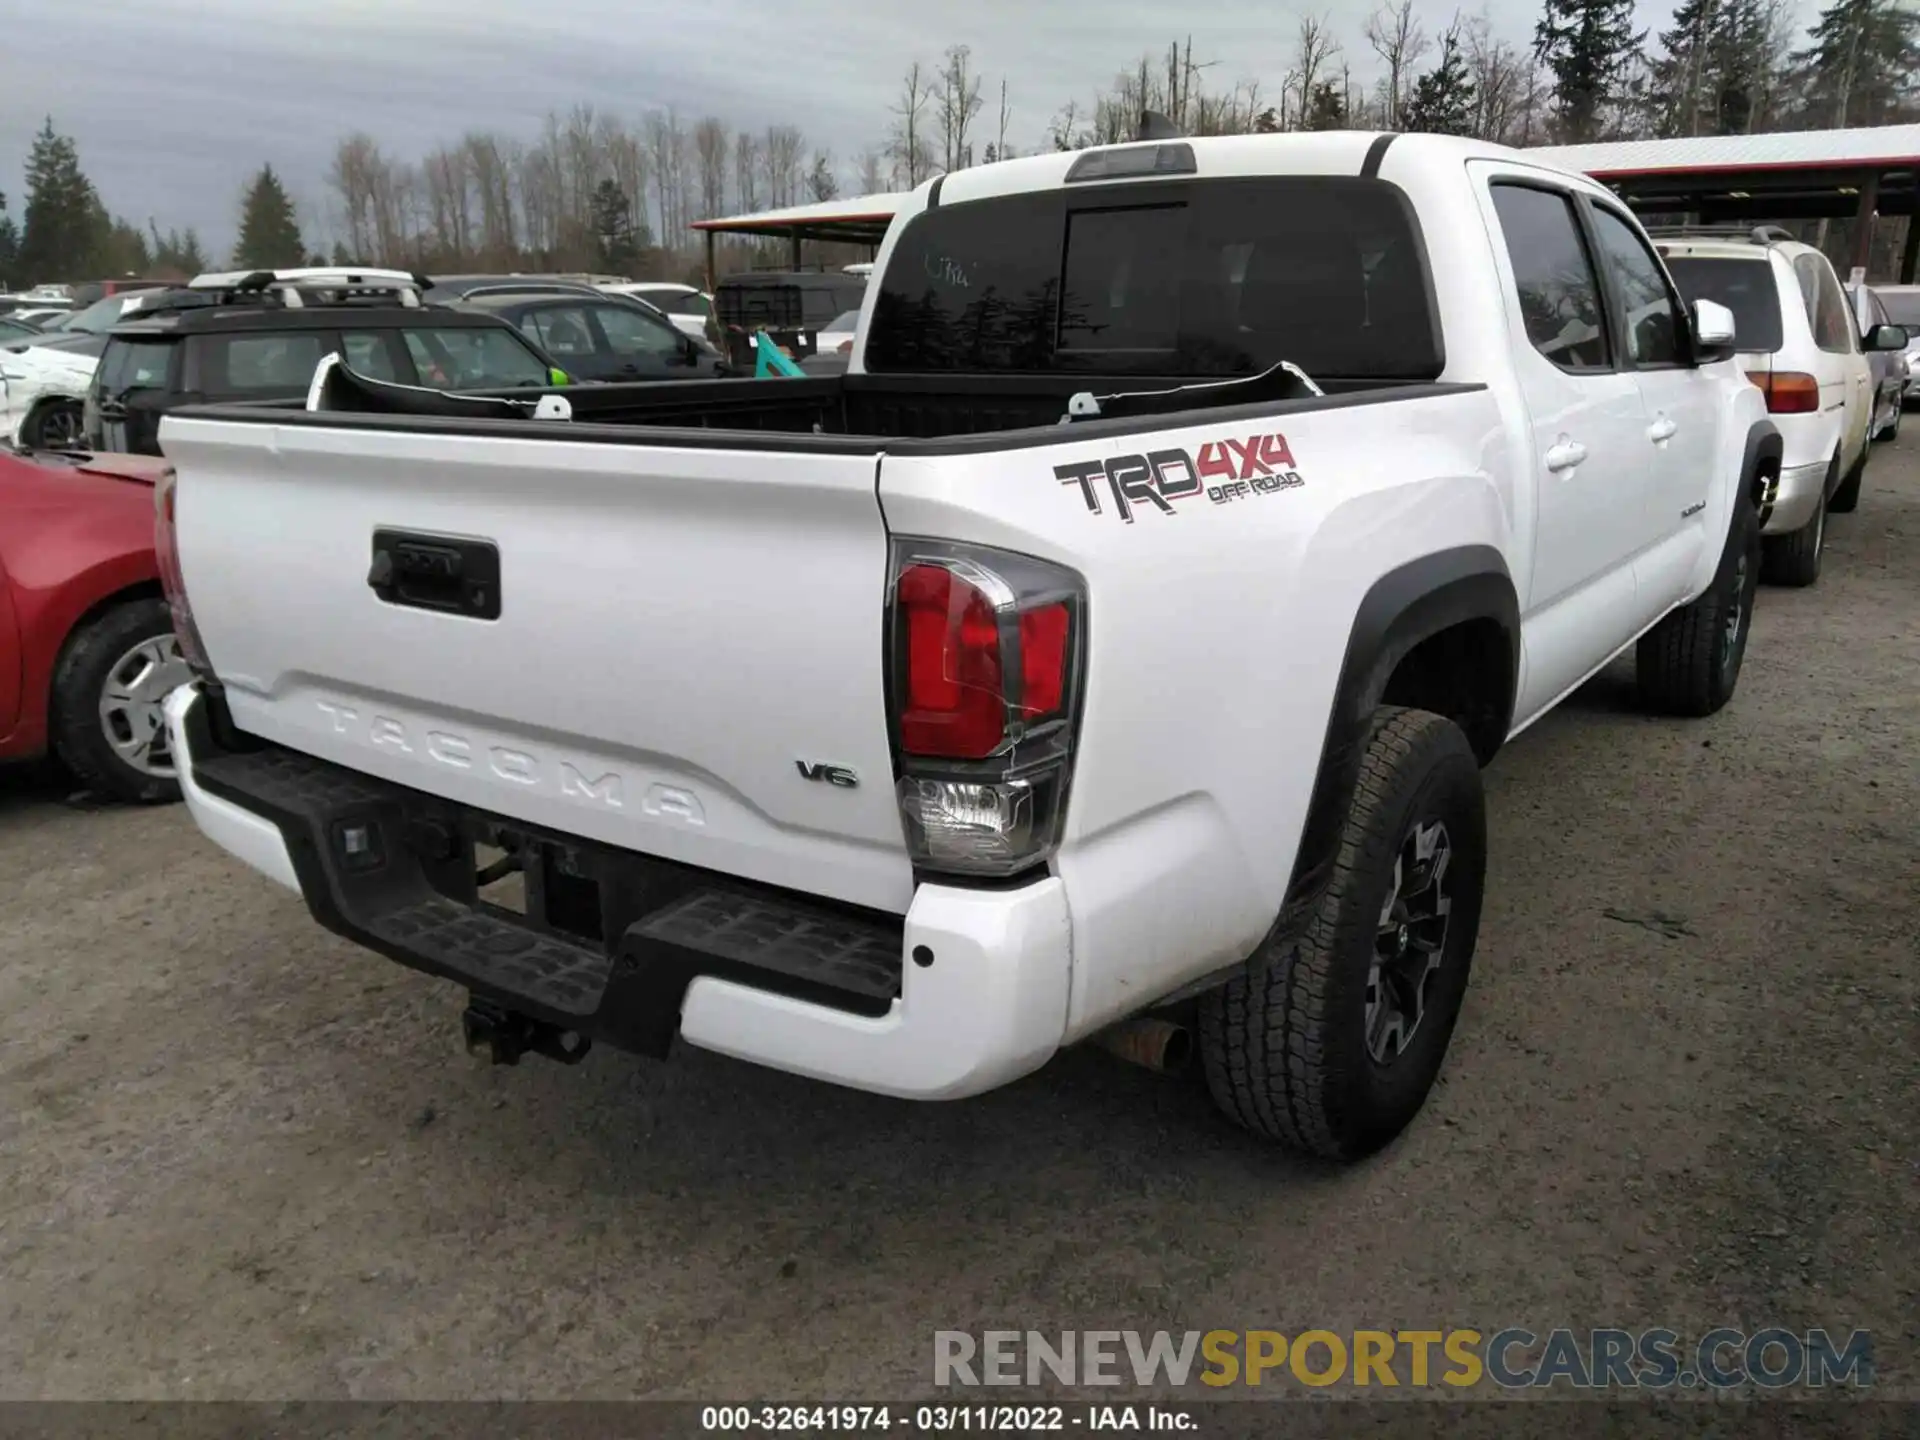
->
xmin=163 ymin=419 xmax=915 ymax=913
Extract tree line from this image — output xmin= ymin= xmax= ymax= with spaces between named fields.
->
xmin=3 ymin=0 xmax=1916 ymax=290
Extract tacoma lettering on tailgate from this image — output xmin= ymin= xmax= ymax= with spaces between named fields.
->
xmin=1055 ymin=431 xmax=1305 ymax=523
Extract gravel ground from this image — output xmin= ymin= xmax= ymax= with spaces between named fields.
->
xmin=1 ymin=442 xmax=1915 ymax=1405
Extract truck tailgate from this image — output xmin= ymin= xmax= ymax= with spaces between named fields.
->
xmin=163 ymin=418 xmax=913 ymax=914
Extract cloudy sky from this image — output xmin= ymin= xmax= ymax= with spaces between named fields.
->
xmin=5 ymin=0 xmax=1727 ymax=258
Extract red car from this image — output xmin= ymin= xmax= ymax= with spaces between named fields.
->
xmin=0 ymin=447 xmax=188 ymax=802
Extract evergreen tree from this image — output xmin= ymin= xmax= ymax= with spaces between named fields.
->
xmin=590 ymin=179 xmax=642 ymax=274
xmin=0 ymin=192 xmax=19 ymax=285
xmin=1305 ymin=80 xmax=1350 ymax=129
xmin=18 ymin=118 xmax=101 ymax=283
xmin=1403 ymin=24 xmax=1479 ymax=133
xmin=1650 ymin=0 xmax=1780 ymax=135
xmin=1787 ymin=0 xmax=1920 ymax=128
xmin=232 ymin=164 xmax=306 ymax=270
xmin=90 ymin=199 xmax=152 ymax=276
xmin=1535 ymin=0 xmax=1645 ymax=141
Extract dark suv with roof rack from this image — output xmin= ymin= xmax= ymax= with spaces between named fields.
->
xmin=82 ymin=271 xmax=569 ymax=456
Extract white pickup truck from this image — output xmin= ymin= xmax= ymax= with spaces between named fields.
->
xmin=155 ymin=133 xmax=1777 ymax=1160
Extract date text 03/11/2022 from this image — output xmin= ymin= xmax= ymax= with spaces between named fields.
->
xmin=699 ymin=1406 xmax=1196 ymax=1432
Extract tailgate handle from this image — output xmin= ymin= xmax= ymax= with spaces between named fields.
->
xmin=369 ymin=530 xmax=502 ymax=620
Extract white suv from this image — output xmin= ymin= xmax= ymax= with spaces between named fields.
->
xmin=1657 ymin=228 xmax=1907 ymax=586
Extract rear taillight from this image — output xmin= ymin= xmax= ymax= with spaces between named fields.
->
xmin=1748 ymin=370 xmax=1820 ymax=414
xmin=887 ymin=539 xmax=1085 ymax=878
xmin=154 ymin=465 xmax=213 ymax=678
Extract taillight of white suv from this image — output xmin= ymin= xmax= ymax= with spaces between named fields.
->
xmin=886 ymin=538 xmax=1086 ymax=878
xmin=153 ymin=465 xmax=214 ymax=677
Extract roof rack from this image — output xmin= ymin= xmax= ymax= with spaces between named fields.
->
xmin=1643 ymin=223 xmax=1798 ymax=246
xmin=187 ymin=267 xmax=432 ymax=309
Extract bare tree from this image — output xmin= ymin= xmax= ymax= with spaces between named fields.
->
xmin=995 ymin=78 xmax=1012 ymax=159
xmin=763 ymin=125 xmax=806 ymax=208
xmin=856 ymin=147 xmax=886 ymax=195
xmin=420 ymin=144 xmax=472 ymax=265
xmin=1293 ymin=14 xmax=1343 ymax=125
xmin=461 ymin=132 xmax=518 ymax=266
xmin=693 ymin=117 xmax=729 ymax=220
xmin=327 ymin=133 xmax=383 ymax=260
xmin=888 ymin=61 xmax=935 ymax=186
xmin=1365 ymin=0 xmax=1432 ymax=127
xmin=734 ymin=131 xmax=760 ymax=212
xmin=936 ymin=45 xmax=985 ymax=171
xmin=1464 ymin=11 xmax=1540 ymax=144
xmin=645 ymin=110 xmax=687 ymax=242
xmin=599 ymin=115 xmax=649 ymax=245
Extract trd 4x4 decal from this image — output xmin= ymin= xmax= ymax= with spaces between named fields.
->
xmin=1055 ymin=431 xmax=1305 ymax=523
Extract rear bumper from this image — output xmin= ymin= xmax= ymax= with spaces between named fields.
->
xmin=166 ymin=683 xmax=1071 ymax=1100
xmin=1766 ymin=458 xmax=1831 ymax=535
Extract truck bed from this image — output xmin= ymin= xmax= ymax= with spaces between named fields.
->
xmin=185 ymin=367 xmax=1477 ymax=454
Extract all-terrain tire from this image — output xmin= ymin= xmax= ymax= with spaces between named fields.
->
xmin=50 ymin=598 xmax=185 ymax=804
xmin=1197 ymin=707 xmax=1486 ymax=1159
xmin=1636 ymin=494 xmax=1761 ymax=717
xmin=1827 ymin=448 xmax=1866 ymax=513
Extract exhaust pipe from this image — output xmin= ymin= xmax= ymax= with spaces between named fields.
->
xmin=1095 ymin=1017 xmax=1193 ymax=1076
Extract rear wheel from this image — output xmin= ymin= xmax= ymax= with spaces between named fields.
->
xmin=50 ymin=599 xmax=191 ymax=804
xmin=1762 ymin=457 xmax=1833 ymax=584
xmin=22 ymin=398 xmax=83 ymax=451
xmin=1637 ymin=495 xmax=1760 ymax=716
xmin=1198 ymin=707 xmax=1486 ymax=1159
xmin=1827 ymin=448 xmax=1867 ymax=513
xmin=1873 ymin=397 xmax=1900 ymax=443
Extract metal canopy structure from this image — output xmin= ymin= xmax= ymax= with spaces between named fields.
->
xmin=690 ymin=191 xmax=908 ymax=286
xmin=1529 ymin=125 xmax=1920 ymax=280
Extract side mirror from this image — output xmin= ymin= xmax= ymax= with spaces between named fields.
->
xmin=1691 ymin=299 xmax=1738 ymax=364
xmin=1864 ymin=323 xmax=1909 ymax=353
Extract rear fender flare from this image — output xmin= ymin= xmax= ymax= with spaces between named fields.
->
xmin=1278 ymin=544 xmax=1518 ymax=930
xmin=1739 ymin=418 xmax=1783 ymax=530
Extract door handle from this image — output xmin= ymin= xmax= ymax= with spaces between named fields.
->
xmin=1544 ymin=437 xmax=1588 ymax=473
xmin=1647 ymin=415 xmax=1678 ymax=443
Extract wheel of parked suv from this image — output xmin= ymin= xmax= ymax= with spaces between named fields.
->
xmin=22 ymin=399 xmax=84 ymax=451
xmin=1827 ymin=448 xmax=1867 ymax=513
xmin=1636 ymin=491 xmax=1761 ymax=716
xmin=1763 ymin=455 xmax=1835 ymax=582
xmin=1873 ymin=399 xmax=1901 ymax=444
xmin=50 ymin=598 xmax=191 ymax=804
xmin=1197 ymin=706 xmax=1486 ymax=1159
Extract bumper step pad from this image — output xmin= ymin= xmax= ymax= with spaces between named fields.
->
xmin=184 ymin=697 xmax=903 ymax=1057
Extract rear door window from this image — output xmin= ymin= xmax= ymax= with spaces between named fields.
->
xmin=1794 ymin=255 xmax=1857 ymax=354
xmin=866 ymin=176 xmax=1441 ymax=379
xmin=342 ymin=331 xmax=406 ymax=382
xmin=1488 ymin=184 xmax=1611 ymax=372
xmin=1662 ymin=257 xmax=1784 ymax=353
xmin=521 ymin=306 xmax=602 ymax=363
xmin=195 ymin=333 xmax=330 ymax=394
xmin=401 ymin=326 xmax=553 ymax=388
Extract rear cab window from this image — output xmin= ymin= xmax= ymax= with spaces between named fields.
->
xmin=1662 ymin=255 xmax=1785 ymax=353
xmin=865 ymin=176 xmax=1442 ymax=381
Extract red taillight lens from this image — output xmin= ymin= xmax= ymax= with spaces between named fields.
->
xmin=1019 ymin=603 xmax=1069 ymax=719
xmin=836 ymin=339 xmax=853 ymax=354
xmin=888 ymin=541 xmax=1086 ymax=877
xmin=897 ymin=563 xmax=1006 ymax=760
xmin=1749 ymin=370 xmax=1820 ymax=414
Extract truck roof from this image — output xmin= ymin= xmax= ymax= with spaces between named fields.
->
xmin=921 ymin=131 xmax=1573 ymax=210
